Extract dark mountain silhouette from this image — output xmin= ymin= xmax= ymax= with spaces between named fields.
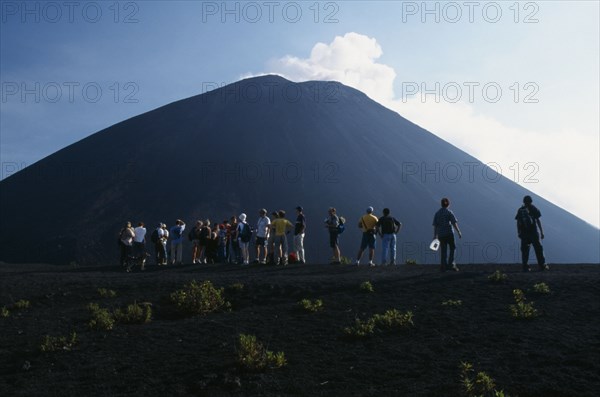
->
xmin=1 ymin=75 xmax=598 ymax=265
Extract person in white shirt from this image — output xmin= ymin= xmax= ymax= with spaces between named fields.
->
xmin=133 ymin=222 xmax=147 ymax=270
xmin=254 ymin=209 xmax=271 ymax=264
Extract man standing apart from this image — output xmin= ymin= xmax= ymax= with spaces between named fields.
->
xmin=325 ymin=207 xmax=341 ymax=265
xmin=516 ymin=195 xmax=548 ymax=272
xmin=255 ymin=209 xmax=271 ymax=264
xmin=433 ymin=198 xmax=462 ymax=272
xmin=377 ymin=208 xmax=402 ymax=265
xmin=170 ymin=219 xmax=186 ymax=265
xmin=294 ymin=206 xmax=306 ymax=264
xmin=356 ymin=207 xmax=378 ymax=266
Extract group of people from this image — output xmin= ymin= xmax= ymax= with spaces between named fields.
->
xmin=117 ymin=196 xmax=548 ymax=272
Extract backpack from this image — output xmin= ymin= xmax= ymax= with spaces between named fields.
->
xmin=240 ymin=223 xmax=252 ymax=243
xmin=517 ymin=206 xmax=534 ymax=233
xmin=150 ymin=229 xmax=159 ymax=244
xmin=337 ymin=216 xmax=346 ymax=234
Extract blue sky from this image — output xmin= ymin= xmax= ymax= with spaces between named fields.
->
xmin=1 ymin=1 xmax=599 ymax=227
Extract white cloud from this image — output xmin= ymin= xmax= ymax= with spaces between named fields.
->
xmin=262 ymin=32 xmax=600 ymax=228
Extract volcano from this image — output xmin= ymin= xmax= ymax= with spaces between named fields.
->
xmin=0 ymin=75 xmax=598 ymax=265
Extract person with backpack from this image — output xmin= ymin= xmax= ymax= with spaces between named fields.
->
xmin=188 ymin=221 xmax=203 ymax=264
xmin=377 ymin=208 xmax=402 ymax=265
xmin=118 ymin=221 xmax=135 ymax=267
xmin=272 ymin=210 xmax=294 ymax=266
xmin=237 ymin=213 xmax=252 ymax=265
xmin=516 ymin=195 xmax=548 ymax=272
xmin=325 ymin=207 xmax=342 ymax=265
xmin=150 ymin=223 xmax=166 ymax=265
xmin=170 ymin=219 xmax=186 ymax=265
xmin=254 ymin=209 xmax=271 ymax=264
xmin=294 ymin=206 xmax=306 ymax=264
xmin=356 ymin=207 xmax=379 ymax=266
xmin=433 ymin=198 xmax=462 ymax=272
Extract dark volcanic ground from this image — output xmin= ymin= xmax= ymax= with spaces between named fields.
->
xmin=1 ymin=263 xmax=599 ymax=397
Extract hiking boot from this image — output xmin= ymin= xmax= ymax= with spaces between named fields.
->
xmin=368 ymin=261 xmax=375 ymax=267
xmin=449 ymin=264 xmax=459 ymax=272
xmin=523 ymin=265 xmax=531 ymax=272
xmin=539 ymin=264 xmax=549 ymax=271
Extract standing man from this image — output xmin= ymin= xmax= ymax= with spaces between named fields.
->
xmin=118 ymin=221 xmax=135 ymax=267
xmin=294 ymin=206 xmax=306 ymax=264
xmin=152 ymin=223 xmax=166 ymax=265
xmin=133 ymin=222 xmax=147 ymax=270
xmin=170 ymin=219 xmax=186 ymax=265
xmin=255 ymin=209 xmax=271 ymax=264
xmin=325 ymin=207 xmax=341 ymax=265
xmin=272 ymin=210 xmax=294 ymax=266
xmin=356 ymin=207 xmax=378 ymax=266
xmin=516 ymin=195 xmax=548 ymax=272
xmin=189 ymin=221 xmax=203 ymax=264
xmin=433 ymin=198 xmax=462 ymax=272
xmin=377 ymin=208 xmax=402 ymax=265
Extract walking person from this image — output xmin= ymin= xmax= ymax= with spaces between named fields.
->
xmin=272 ymin=210 xmax=294 ymax=266
xmin=516 ymin=195 xmax=548 ymax=272
xmin=356 ymin=207 xmax=378 ymax=266
xmin=433 ymin=198 xmax=462 ymax=271
xmin=377 ymin=208 xmax=402 ymax=265
xmin=325 ymin=207 xmax=342 ymax=264
xmin=170 ymin=219 xmax=186 ymax=265
xmin=254 ymin=209 xmax=271 ymax=264
xmin=294 ymin=206 xmax=306 ymax=264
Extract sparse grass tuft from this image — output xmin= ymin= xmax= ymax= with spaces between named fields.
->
xmin=87 ymin=303 xmax=115 ymax=331
xmin=488 ymin=270 xmax=508 ymax=283
xmin=405 ymin=258 xmax=417 ymax=265
xmin=533 ymin=282 xmax=550 ymax=294
xmin=359 ymin=281 xmax=374 ymax=293
xmin=170 ymin=280 xmax=231 ymax=316
xmin=113 ymin=302 xmax=152 ymax=324
xmin=442 ymin=299 xmax=463 ymax=307
xmin=237 ymin=334 xmax=287 ymax=371
xmin=1 ymin=306 xmax=9 ymax=318
xmin=228 ymin=282 xmax=245 ymax=292
xmin=510 ymin=289 xmax=538 ymax=319
xmin=13 ymin=299 xmax=31 ymax=310
xmin=298 ymin=299 xmax=324 ymax=313
xmin=460 ymin=361 xmax=509 ymax=397
xmin=40 ymin=332 xmax=78 ymax=352
xmin=344 ymin=309 xmax=414 ymax=338
xmin=97 ymin=288 xmax=117 ymax=298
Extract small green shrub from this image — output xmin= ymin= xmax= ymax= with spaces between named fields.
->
xmin=344 ymin=309 xmax=414 ymax=338
xmin=340 ymin=256 xmax=352 ymax=265
xmin=405 ymin=259 xmax=417 ymax=265
xmin=13 ymin=299 xmax=30 ymax=310
xmin=97 ymin=288 xmax=117 ymax=298
xmin=228 ymin=282 xmax=245 ymax=292
xmin=113 ymin=302 xmax=152 ymax=324
xmin=298 ymin=299 xmax=323 ymax=313
xmin=40 ymin=332 xmax=78 ymax=352
xmin=442 ymin=299 xmax=463 ymax=307
xmin=533 ymin=282 xmax=550 ymax=294
xmin=510 ymin=289 xmax=538 ymax=319
xmin=170 ymin=280 xmax=231 ymax=316
xmin=460 ymin=361 xmax=508 ymax=397
xmin=0 ymin=306 xmax=9 ymax=318
xmin=237 ymin=334 xmax=287 ymax=371
xmin=488 ymin=270 xmax=508 ymax=283
xmin=87 ymin=303 xmax=115 ymax=331
xmin=359 ymin=281 xmax=374 ymax=292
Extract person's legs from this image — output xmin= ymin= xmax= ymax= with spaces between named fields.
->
xmin=381 ymin=234 xmax=390 ymax=265
xmin=520 ymin=236 xmax=531 ymax=270
xmin=282 ymin=235 xmax=289 ymax=264
xmin=390 ymin=234 xmax=397 ymax=264
xmin=356 ymin=233 xmax=368 ymax=264
xmin=171 ymin=242 xmax=177 ymax=264
xmin=439 ymin=236 xmax=449 ymax=269
xmin=530 ymin=235 xmax=546 ymax=268
xmin=447 ymin=234 xmax=456 ymax=268
xmin=294 ymin=233 xmax=305 ymax=263
xmin=177 ymin=242 xmax=183 ymax=264
xmin=368 ymin=234 xmax=376 ymax=264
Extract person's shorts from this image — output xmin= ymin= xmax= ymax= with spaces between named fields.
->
xmin=192 ymin=239 xmax=201 ymax=247
xmin=329 ymin=232 xmax=339 ymax=248
xmin=256 ymin=236 xmax=267 ymax=246
xmin=360 ymin=232 xmax=376 ymax=250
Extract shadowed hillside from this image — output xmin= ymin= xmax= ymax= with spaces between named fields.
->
xmin=0 ymin=75 xmax=598 ymax=264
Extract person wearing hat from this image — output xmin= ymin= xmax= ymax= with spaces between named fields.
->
xmin=356 ymin=206 xmax=379 ymax=266
xmin=515 ymin=195 xmax=548 ymax=271
xmin=294 ymin=206 xmax=306 ymax=264
xmin=254 ymin=209 xmax=271 ymax=264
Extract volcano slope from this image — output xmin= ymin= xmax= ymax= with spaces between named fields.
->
xmin=1 ymin=262 xmax=599 ymax=397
